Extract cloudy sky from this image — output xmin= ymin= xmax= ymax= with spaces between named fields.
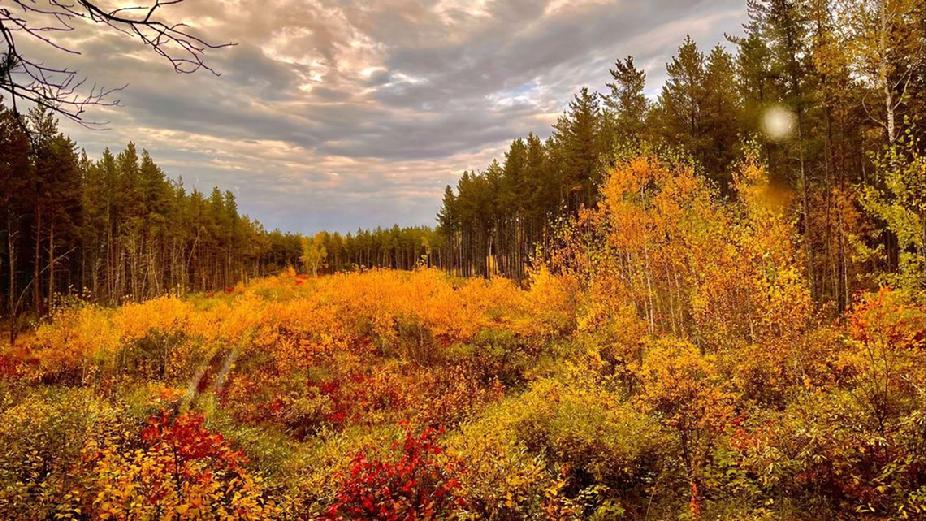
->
xmin=26 ymin=0 xmax=747 ymax=233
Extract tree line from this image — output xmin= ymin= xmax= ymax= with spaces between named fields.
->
xmin=435 ymin=0 xmax=925 ymax=311
xmin=0 ymin=102 xmax=451 ymax=338
xmin=299 ymin=226 xmax=444 ymax=276
xmin=0 ymin=104 xmax=302 ymax=340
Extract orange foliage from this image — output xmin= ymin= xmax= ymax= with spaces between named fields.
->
xmin=561 ymin=153 xmax=812 ymax=356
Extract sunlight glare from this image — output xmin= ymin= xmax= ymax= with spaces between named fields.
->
xmin=761 ymin=105 xmax=797 ymax=141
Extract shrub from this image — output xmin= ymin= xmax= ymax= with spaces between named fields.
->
xmin=324 ymin=425 xmax=463 ymax=520
xmin=91 ymin=410 xmax=276 ymax=519
xmin=0 ymin=388 xmax=115 ymax=519
xmin=448 ymin=374 xmax=667 ymax=519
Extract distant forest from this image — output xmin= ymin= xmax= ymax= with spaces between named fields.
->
xmin=0 ymin=105 xmax=444 ymax=338
xmin=1 ymin=0 xmax=924 ymax=330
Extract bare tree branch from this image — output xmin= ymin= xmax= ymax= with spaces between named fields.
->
xmin=0 ymin=0 xmax=233 ymax=126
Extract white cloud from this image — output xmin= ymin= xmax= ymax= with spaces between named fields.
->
xmin=14 ymin=0 xmax=747 ymax=233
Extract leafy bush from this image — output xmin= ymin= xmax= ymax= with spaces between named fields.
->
xmin=0 ymin=388 xmax=115 ymax=518
xmin=324 ymin=426 xmax=463 ymax=520
xmin=91 ymin=410 xmax=277 ymax=519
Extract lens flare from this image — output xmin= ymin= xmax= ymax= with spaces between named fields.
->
xmin=761 ymin=105 xmax=797 ymax=141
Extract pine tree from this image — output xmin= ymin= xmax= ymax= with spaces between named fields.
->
xmin=0 ymin=103 xmax=31 ymax=341
xmin=653 ymin=36 xmax=707 ymax=166
xmin=604 ymin=56 xmax=649 ymax=147
xmin=558 ymin=87 xmax=603 ymax=212
xmin=746 ymin=0 xmax=821 ymax=299
xmin=701 ymin=45 xmax=742 ymax=191
xmin=28 ymin=107 xmax=81 ymax=314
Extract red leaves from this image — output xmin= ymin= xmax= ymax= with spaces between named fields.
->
xmin=141 ymin=411 xmax=247 ymax=470
xmin=90 ymin=410 xmax=272 ymax=518
xmin=313 ymin=373 xmax=406 ymax=427
xmin=0 ymin=354 xmax=21 ymax=379
xmin=315 ymin=378 xmax=349 ymax=426
xmin=688 ymin=481 xmax=702 ymax=520
xmin=324 ymin=425 xmax=463 ymax=521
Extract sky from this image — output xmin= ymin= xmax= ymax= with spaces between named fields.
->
xmin=24 ymin=0 xmax=748 ymax=234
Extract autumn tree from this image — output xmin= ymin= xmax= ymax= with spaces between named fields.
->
xmin=301 ymin=233 xmax=328 ymax=277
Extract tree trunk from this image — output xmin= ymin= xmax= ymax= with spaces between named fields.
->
xmin=7 ymin=218 xmax=17 ymax=344
xmin=880 ymin=1 xmax=897 ymax=145
xmin=47 ymin=224 xmax=55 ymax=312
xmin=33 ymin=204 xmax=42 ymax=316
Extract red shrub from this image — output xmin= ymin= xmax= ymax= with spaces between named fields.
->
xmin=313 ymin=373 xmax=406 ymax=427
xmin=324 ymin=426 xmax=462 ymax=520
xmin=0 ymin=353 xmax=21 ymax=379
xmin=141 ymin=411 xmax=247 ymax=470
xmin=91 ymin=411 xmax=272 ymax=518
xmin=848 ymin=288 xmax=924 ymax=349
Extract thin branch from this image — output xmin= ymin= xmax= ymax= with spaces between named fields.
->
xmin=0 ymin=0 xmax=233 ymax=126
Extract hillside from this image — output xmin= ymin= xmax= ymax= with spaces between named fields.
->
xmin=1 ymin=155 xmax=923 ymax=520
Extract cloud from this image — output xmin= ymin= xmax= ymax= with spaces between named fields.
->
xmin=16 ymin=0 xmax=747 ymax=233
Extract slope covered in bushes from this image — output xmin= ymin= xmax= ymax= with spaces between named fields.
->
xmin=0 ymin=155 xmax=923 ymax=520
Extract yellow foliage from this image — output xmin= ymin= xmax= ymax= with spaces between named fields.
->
xmin=112 ymin=296 xmax=194 ymax=343
xmin=25 ymin=305 xmax=119 ymax=382
xmin=7 ymin=268 xmax=577 ymax=386
xmin=567 ymin=153 xmax=811 ymax=355
xmin=523 ymin=267 xmax=579 ymax=337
